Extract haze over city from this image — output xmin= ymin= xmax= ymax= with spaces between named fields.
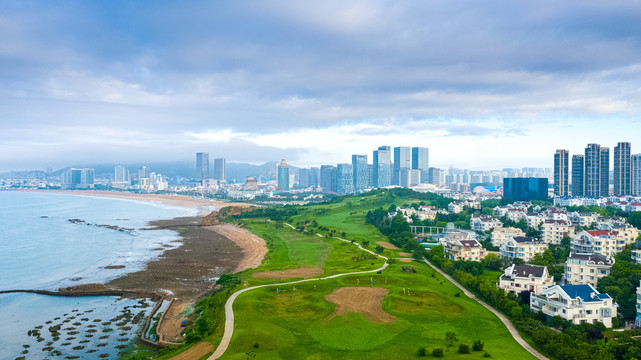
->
xmin=1 ymin=1 xmax=640 ymax=171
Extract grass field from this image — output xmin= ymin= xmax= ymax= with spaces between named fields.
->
xmin=222 ymin=261 xmax=537 ymax=359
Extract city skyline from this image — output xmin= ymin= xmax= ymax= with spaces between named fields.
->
xmin=1 ymin=2 xmax=640 ymax=171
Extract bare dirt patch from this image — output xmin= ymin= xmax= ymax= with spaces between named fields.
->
xmin=399 ymin=258 xmax=413 ymax=263
xmin=168 ymin=341 xmax=214 ymax=360
xmin=398 ymin=252 xmax=412 ymax=257
xmin=252 ymin=267 xmax=323 ymax=279
xmin=207 ymin=224 xmax=267 ymax=272
xmin=325 ymin=287 xmax=395 ymax=323
xmin=376 ymin=241 xmax=399 ymax=250
xmin=157 ymin=300 xmax=192 ymax=343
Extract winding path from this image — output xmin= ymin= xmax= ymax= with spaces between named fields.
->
xmin=208 ymin=226 xmax=388 ymax=359
xmin=423 ymin=259 xmax=549 ymax=360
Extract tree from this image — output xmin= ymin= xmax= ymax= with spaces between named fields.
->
xmin=432 ymin=348 xmax=444 ymax=357
xmin=458 ymin=344 xmax=471 ymax=354
xmin=445 ymin=332 xmax=458 ymax=348
xmin=375 ymin=245 xmax=385 ymax=254
xmin=481 ymin=253 xmax=502 ymax=271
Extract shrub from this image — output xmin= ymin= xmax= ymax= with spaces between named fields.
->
xmin=473 ymin=340 xmax=484 ymax=351
xmin=417 ymin=346 xmax=427 ymax=356
xmin=458 ymin=344 xmax=470 ymax=354
xmin=431 ymin=348 xmax=444 ymax=357
xmin=483 ymin=352 xmax=491 ymax=358
xmin=454 ymin=292 xmax=461 ymax=297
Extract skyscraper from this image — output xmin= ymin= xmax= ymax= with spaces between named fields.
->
xmin=503 ymin=178 xmax=548 ymax=201
xmin=585 ymin=144 xmax=609 ymax=197
xmin=428 ymin=167 xmax=441 ymax=186
xmin=554 ymin=149 xmax=569 ymax=197
xmin=320 ymin=165 xmax=337 ymax=193
xmin=352 ymin=154 xmax=368 ymax=192
xmin=393 ymin=146 xmax=411 ymax=186
xmin=571 ymin=155 xmax=584 ymax=197
xmin=214 ymin=158 xmax=226 ymax=181
xmin=277 ymin=158 xmax=290 ymax=191
xmin=373 ymin=146 xmax=391 ymax=188
xmin=411 ymin=147 xmax=429 ymax=183
xmin=62 ymin=168 xmax=95 ymax=189
xmin=196 ymin=152 xmax=209 ymax=181
xmin=632 ymin=154 xmax=641 ymax=196
xmin=614 ymin=142 xmax=631 ymax=196
xmin=114 ymin=165 xmax=127 ymax=183
xmin=336 ymin=163 xmax=354 ymax=195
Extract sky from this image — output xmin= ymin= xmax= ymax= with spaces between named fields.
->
xmin=1 ymin=1 xmax=640 ymax=171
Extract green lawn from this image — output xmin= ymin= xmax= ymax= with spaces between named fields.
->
xmin=222 ymin=262 xmax=537 ymax=360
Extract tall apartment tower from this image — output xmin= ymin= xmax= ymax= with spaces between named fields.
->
xmin=373 ymin=146 xmax=392 ymax=188
xmin=336 ymin=163 xmax=354 ymax=195
xmin=352 ymin=154 xmax=368 ymax=192
xmin=571 ymin=155 xmax=585 ymax=197
xmin=114 ymin=165 xmax=127 ymax=183
xmin=411 ymin=147 xmax=429 ymax=184
xmin=196 ymin=152 xmax=209 ymax=181
xmin=214 ymin=158 xmax=226 ymax=181
xmin=614 ymin=142 xmax=631 ymax=196
xmin=277 ymin=158 xmax=290 ymax=191
xmin=320 ymin=165 xmax=337 ymax=193
xmin=393 ymin=147 xmax=412 ymax=186
xmin=585 ymin=144 xmax=609 ymax=197
xmin=632 ymin=154 xmax=641 ymax=196
xmin=554 ymin=149 xmax=569 ymax=196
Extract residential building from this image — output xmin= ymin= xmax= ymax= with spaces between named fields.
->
xmin=373 ymin=146 xmax=392 ymax=188
xmin=499 ymin=237 xmax=547 ymax=262
xmin=563 ymin=252 xmax=614 ymax=287
xmin=614 ymin=142 xmax=631 ymax=196
xmin=352 ymin=154 xmax=368 ymax=191
xmin=214 ymin=158 xmax=226 ymax=181
xmin=572 ymin=154 xmax=585 ymax=197
xmin=113 ymin=165 xmax=129 ymax=188
xmin=568 ymin=212 xmax=598 ymax=228
xmin=411 ymin=147 xmax=429 ymax=183
xmin=541 ymin=220 xmax=575 ymax=245
xmin=492 ymin=227 xmax=526 ymax=247
xmin=196 ymin=152 xmax=209 ymax=181
xmin=428 ymin=167 xmax=441 ymax=186
xmin=585 ymin=143 xmax=609 ymax=197
xmin=320 ymin=165 xmax=337 ymax=193
xmin=393 ymin=146 xmax=412 ymax=186
xmin=530 ymin=284 xmax=617 ymax=327
xmin=62 ymin=168 xmax=95 ymax=189
xmin=503 ymin=177 xmax=548 ymax=201
xmin=400 ymin=169 xmax=421 ymax=187
xmin=555 ymin=149 xmax=569 ymax=197
xmin=442 ymin=232 xmax=487 ymax=261
xmin=277 ymin=158 xmax=290 ymax=191
xmin=633 ymin=154 xmax=641 ymax=196
xmin=336 ymin=163 xmax=354 ymax=195
xmin=636 ymin=280 xmax=641 ymax=327
xmin=498 ymin=264 xmax=554 ymax=295
xmin=244 ymin=177 xmax=258 ymax=190
xmin=470 ymin=215 xmax=503 ymax=232
xmin=571 ymin=230 xmax=630 ymax=257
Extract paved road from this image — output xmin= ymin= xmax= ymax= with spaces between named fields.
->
xmin=423 ymin=259 xmax=549 ymax=360
xmin=208 ymin=227 xmax=388 ymax=359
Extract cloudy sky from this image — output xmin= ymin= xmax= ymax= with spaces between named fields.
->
xmin=1 ymin=1 xmax=640 ymax=171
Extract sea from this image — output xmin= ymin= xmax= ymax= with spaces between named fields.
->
xmin=0 ymin=191 xmax=205 ymax=360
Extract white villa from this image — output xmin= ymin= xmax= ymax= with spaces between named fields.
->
xmin=498 ymin=264 xmax=554 ymax=295
xmin=530 ymin=284 xmax=617 ymax=327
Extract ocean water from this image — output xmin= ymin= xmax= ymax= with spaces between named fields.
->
xmin=0 ymin=191 xmax=204 ymax=359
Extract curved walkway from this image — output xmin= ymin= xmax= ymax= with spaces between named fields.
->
xmin=208 ymin=227 xmax=388 ymax=359
xmin=423 ymin=259 xmax=549 ymax=360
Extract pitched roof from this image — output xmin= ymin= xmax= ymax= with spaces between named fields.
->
xmin=587 ymin=230 xmax=616 ymax=237
xmin=560 ymin=284 xmax=611 ymax=302
xmin=460 ymin=240 xmax=480 ymax=247
xmin=567 ymin=252 xmax=614 ymax=265
xmin=508 ymin=264 xmax=546 ymax=278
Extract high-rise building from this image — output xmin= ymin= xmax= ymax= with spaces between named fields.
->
xmin=367 ymin=164 xmax=374 ymax=188
xmin=320 ymin=165 xmax=337 ymax=193
xmin=503 ymin=178 xmax=548 ymax=201
xmin=196 ymin=152 xmax=209 ymax=181
xmin=585 ymin=144 xmax=609 ymax=197
xmin=400 ymin=169 xmax=421 ymax=187
xmin=298 ymin=168 xmax=310 ymax=188
xmin=214 ymin=158 xmax=226 ymax=181
xmin=572 ymin=155 xmax=584 ymax=197
xmin=614 ymin=142 xmax=631 ymax=196
xmin=601 ymin=147 xmax=610 ymax=197
xmin=428 ymin=167 xmax=441 ymax=186
xmin=373 ymin=146 xmax=392 ymax=188
xmin=114 ymin=165 xmax=127 ymax=183
xmin=62 ymin=168 xmax=95 ymax=189
xmin=308 ymin=167 xmax=320 ymax=188
xmin=554 ymin=149 xmax=569 ymax=197
xmin=411 ymin=147 xmax=429 ymax=183
xmin=352 ymin=154 xmax=368 ymax=192
xmin=277 ymin=158 xmax=290 ymax=191
xmin=393 ymin=147 xmax=412 ymax=186
xmin=336 ymin=163 xmax=354 ymax=195
xmin=632 ymin=154 xmax=641 ymax=196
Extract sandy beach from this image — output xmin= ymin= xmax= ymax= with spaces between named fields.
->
xmin=27 ymin=189 xmax=251 ymax=212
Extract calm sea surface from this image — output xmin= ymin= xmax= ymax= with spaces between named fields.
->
xmin=0 ymin=191 xmax=202 ymax=359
